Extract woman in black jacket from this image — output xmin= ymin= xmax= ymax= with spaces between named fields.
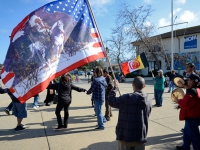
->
xmin=47 ymin=73 xmax=86 ymax=130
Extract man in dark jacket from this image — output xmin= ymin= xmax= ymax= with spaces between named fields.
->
xmin=103 ymin=69 xmax=113 ymax=121
xmin=108 ymin=76 xmax=152 ymax=150
xmin=0 ymin=87 xmax=27 ymax=132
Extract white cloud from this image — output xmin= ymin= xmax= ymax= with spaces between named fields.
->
xmin=158 ymin=18 xmax=170 ymax=27
xmin=176 ymin=0 xmax=186 ymax=4
xmin=144 ymin=21 xmax=151 ymax=27
xmin=169 ymin=8 xmax=182 ymax=18
xmin=90 ymin=0 xmax=114 ymax=16
xmin=178 ymin=10 xmax=198 ymax=23
xmin=144 ymin=0 xmax=152 ymax=4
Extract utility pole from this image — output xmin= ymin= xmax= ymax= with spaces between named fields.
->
xmin=171 ymin=0 xmax=174 ymax=70
xmin=158 ymin=0 xmax=188 ymax=71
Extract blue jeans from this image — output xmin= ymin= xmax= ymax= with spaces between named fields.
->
xmin=182 ymin=119 xmax=200 ymax=150
xmin=33 ymin=95 xmax=40 ymax=107
xmin=94 ymin=100 xmax=107 ymax=129
xmin=168 ymin=81 xmax=175 ymax=92
xmin=154 ymin=89 xmax=164 ymax=106
xmin=6 ymin=102 xmax=13 ymax=111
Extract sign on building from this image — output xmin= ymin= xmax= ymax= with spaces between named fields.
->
xmin=184 ymin=35 xmax=197 ymax=49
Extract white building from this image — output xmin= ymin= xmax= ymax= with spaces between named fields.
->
xmin=132 ymin=25 xmax=200 ymax=75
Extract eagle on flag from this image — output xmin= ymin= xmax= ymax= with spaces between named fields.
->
xmin=1 ymin=0 xmax=105 ymax=103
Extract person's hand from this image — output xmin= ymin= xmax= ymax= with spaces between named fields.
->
xmin=83 ymin=89 xmax=87 ymax=92
xmin=152 ymin=73 xmax=154 ymax=78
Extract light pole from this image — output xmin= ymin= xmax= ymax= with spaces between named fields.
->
xmin=171 ymin=0 xmax=174 ymax=71
xmin=105 ymin=47 xmax=109 ymax=71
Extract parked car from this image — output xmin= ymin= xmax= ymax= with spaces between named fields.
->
xmin=78 ymin=71 xmax=84 ymax=75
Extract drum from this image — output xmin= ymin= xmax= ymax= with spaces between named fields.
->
xmin=173 ymin=76 xmax=186 ymax=88
xmin=171 ymin=88 xmax=186 ymax=103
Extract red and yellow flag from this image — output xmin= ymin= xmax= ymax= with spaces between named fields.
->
xmin=121 ymin=52 xmax=148 ymax=75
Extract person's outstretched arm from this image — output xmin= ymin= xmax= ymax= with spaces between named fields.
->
xmin=71 ymin=84 xmax=87 ymax=92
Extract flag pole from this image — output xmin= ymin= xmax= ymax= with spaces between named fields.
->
xmin=86 ymin=0 xmax=121 ymax=95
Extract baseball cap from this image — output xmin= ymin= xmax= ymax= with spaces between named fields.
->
xmin=157 ymin=69 xmax=163 ymax=73
xmin=188 ymin=74 xmax=200 ymax=83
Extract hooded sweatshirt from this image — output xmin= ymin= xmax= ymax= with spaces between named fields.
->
xmin=178 ymin=87 xmax=200 ymax=120
xmin=108 ymin=89 xmax=152 ymax=143
xmin=87 ymin=76 xmax=107 ymax=102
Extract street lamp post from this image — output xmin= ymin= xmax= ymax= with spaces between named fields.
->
xmin=105 ymin=47 xmax=109 ymax=71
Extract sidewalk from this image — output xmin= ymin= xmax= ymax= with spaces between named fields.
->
xmin=0 ymin=77 xmax=187 ymax=150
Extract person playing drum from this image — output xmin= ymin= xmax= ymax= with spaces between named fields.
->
xmin=178 ymin=63 xmax=198 ymax=89
xmin=173 ymin=74 xmax=200 ymax=150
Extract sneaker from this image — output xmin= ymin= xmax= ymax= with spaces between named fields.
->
xmin=32 ymin=106 xmax=38 ymax=110
xmin=180 ymin=128 xmax=184 ymax=132
xmin=4 ymin=109 xmax=10 ymax=115
xmin=20 ymin=124 xmax=26 ymax=128
xmin=95 ymin=127 xmax=104 ymax=130
xmin=53 ymin=126 xmax=63 ymax=130
xmin=15 ymin=125 xmax=25 ymax=132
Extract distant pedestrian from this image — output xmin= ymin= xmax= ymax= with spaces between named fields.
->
xmin=44 ymin=80 xmax=57 ymax=106
xmin=168 ymin=70 xmax=176 ymax=93
xmin=32 ymin=94 xmax=40 ymax=109
xmin=108 ymin=76 xmax=152 ymax=150
xmin=0 ymin=87 xmax=27 ymax=132
xmin=152 ymin=70 xmax=165 ymax=107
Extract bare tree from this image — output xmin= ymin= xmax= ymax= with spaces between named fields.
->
xmin=116 ymin=3 xmax=169 ymax=69
xmin=106 ymin=26 xmax=135 ymax=73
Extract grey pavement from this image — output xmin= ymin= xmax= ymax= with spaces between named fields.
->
xmin=0 ymin=77 xmax=189 ymax=150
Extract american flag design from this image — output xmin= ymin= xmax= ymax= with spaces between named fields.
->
xmin=1 ymin=0 xmax=105 ymax=103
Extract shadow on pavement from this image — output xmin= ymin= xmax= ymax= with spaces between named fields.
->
xmin=80 ymin=141 xmax=117 ymax=150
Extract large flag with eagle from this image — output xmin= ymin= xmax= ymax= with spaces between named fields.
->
xmin=1 ymin=0 xmax=106 ymax=103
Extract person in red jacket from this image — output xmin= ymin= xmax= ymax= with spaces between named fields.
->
xmin=175 ymin=74 xmax=200 ymax=150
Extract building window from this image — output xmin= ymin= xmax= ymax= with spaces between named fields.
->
xmin=148 ymin=61 xmax=161 ymax=71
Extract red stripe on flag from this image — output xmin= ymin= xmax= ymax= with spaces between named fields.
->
xmin=121 ymin=62 xmax=130 ymax=75
xmin=91 ymin=33 xmax=99 ymax=38
xmin=2 ymin=72 xmax=15 ymax=84
xmin=93 ymin=42 xmax=102 ymax=48
xmin=1 ymin=67 xmax=4 ymax=74
xmin=9 ymin=87 xmax=15 ymax=94
xmin=10 ymin=15 xmax=30 ymax=42
xmin=15 ymin=52 xmax=106 ymax=104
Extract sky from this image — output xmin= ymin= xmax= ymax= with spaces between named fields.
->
xmin=0 ymin=0 xmax=200 ymax=64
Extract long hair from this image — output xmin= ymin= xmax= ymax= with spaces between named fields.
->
xmin=61 ymin=73 xmax=71 ymax=83
xmin=95 ymin=67 xmax=103 ymax=77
